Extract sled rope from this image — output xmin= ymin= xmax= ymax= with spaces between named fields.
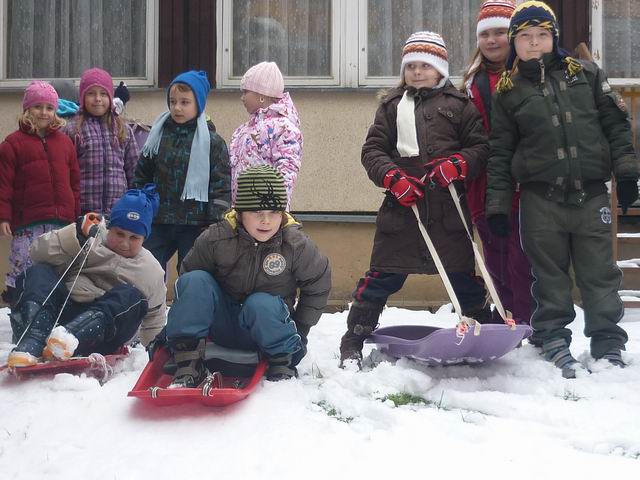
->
xmin=88 ymin=352 xmax=113 ymax=383
xmin=447 ymin=183 xmax=516 ymax=329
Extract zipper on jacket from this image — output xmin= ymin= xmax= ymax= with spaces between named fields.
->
xmin=41 ymin=135 xmax=59 ymax=219
xmin=244 ymin=242 xmax=261 ymax=297
xmin=538 ymin=58 xmax=545 ymax=85
xmin=101 ymin=120 xmax=109 ymax=213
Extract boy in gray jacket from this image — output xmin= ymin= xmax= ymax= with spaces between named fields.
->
xmin=164 ymin=165 xmax=331 ymax=386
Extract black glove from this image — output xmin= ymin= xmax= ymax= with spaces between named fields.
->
xmin=487 ymin=214 xmax=511 ymax=238
xmin=617 ymin=179 xmax=639 ymax=214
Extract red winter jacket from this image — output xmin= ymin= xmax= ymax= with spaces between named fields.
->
xmin=0 ymin=124 xmax=80 ymax=231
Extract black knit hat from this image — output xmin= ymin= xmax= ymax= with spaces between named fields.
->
xmin=235 ymin=165 xmax=287 ymax=212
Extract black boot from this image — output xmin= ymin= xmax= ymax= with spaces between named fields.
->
xmin=266 ymin=353 xmax=298 ymax=381
xmin=339 ymin=302 xmax=383 ymax=367
xmin=8 ymin=302 xmax=56 ymax=367
xmin=46 ymin=310 xmax=112 ymax=359
xmin=542 ymin=338 xmax=589 ymax=379
xmin=168 ymin=338 xmax=208 ymax=388
xmin=9 ymin=300 xmax=41 ymax=344
xmin=1 ymin=286 xmax=17 ymax=308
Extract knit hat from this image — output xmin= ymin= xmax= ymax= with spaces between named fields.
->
xmin=235 ymin=165 xmax=287 ymax=212
xmin=23 ymin=81 xmax=59 ymax=111
xmin=400 ymin=31 xmax=449 ymax=84
xmin=169 ymin=70 xmax=211 ymax=115
xmin=240 ymin=62 xmax=284 ymax=99
xmin=476 ymin=0 xmax=516 ymax=38
xmin=108 ymin=184 xmax=160 ymax=238
xmin=79 ymin=68 xmax=114 ymax=112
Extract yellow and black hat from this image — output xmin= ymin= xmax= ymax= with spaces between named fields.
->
xmin=235 ymin=165 xmax=288 ymax=212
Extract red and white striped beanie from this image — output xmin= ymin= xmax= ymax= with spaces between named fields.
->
xmin=476 ymin=0 xmax=516 ymax=38
xmin=400 ymin=31 xmax=449 ymax=82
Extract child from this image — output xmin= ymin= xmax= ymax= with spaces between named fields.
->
xmin=229 ymin=61 xmax=302 ymax=208
xmin=160 ymin=165 xmax=330 ymax=386
xmin=339 ymin=31 xmax=490 ymax=366
xmin=461 ymin=0 xmax=535 ymax=326
xmin=134 ymin=70 xmax=231 ymax=273
xmin=63 ymin=68 xmax=139 ymax=215
xmin=7 ymin=186 xmax=167 ymax=368
xmin=0 ymin=81 xmax=80 ymax=309
xmin=486 ymin=1 xmax=639 ymax=375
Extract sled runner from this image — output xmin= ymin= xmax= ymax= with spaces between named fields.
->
xmin=0 ymin=346 xmax=130 ymax=381
xmin=128 ymin=343 xmax=267 ymax=407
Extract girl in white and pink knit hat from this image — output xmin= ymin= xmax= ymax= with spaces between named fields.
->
xmin=229 ymin=61 xmax=303 ymax=208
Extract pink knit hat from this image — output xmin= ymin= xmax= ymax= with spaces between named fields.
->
xmin=240 ymin=62 xmax=284 ymax=99
xmin=79 ymin=67 xmax=114 ymax=111
xmin=23 ymin=81 xmax=59 ymax=111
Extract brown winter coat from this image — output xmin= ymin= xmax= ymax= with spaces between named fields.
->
xmin=362 ymin=84 xmax=489 ymax=274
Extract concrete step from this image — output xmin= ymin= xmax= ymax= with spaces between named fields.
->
xmin=618 ymin=263 xmax=640 ymax=290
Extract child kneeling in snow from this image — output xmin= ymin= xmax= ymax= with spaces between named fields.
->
xmin=7 ymin=185 xmax=167 ymax=368
xmin=160 ymin=165 xmax=331 ymax=386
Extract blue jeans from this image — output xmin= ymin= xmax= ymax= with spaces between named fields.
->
xmin=166 ymin=271 xmax=305 ymax=365
xmin=143 ymin=224 xmax=204 ymax=274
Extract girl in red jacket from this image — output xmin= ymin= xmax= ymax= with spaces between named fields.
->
xmin=461 ymin=0 xmax=535 ymax=328
xmin=0 ymin=81 xmax=80 ymax=309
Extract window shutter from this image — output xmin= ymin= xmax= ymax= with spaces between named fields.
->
xmin=545 ymin=0 xmax=591 ymax=52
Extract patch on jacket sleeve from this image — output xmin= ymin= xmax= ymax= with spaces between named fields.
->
xmin=263 ymin=253 xmax=287 ymax=276
xmin=600 ymin=207 xmax=612 ymax=224
xmin=606 ymin=91 xmax=627 ymax=113
xmin=601 ymin=81 xmax=612 ymax=93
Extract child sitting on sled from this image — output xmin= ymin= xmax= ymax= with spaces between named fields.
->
xmin=7 ymin=185 xmax=167 ymax=368
xmin=159 ymin=165 xmax=331 ymax=386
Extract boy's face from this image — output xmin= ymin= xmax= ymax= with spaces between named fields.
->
xmin=478 ymin=27 xmax=510 ymax=64
xmin=84 ymin=86 xmax=110 ymax=117
xmin=240 ymin=90 xmax=264 ymax=114
xmin=106 ymin=226 xmax=144 ymax=258
xmin=28 ymin=103 xmax=56 ymax=130
xmin=239 ymin=211 xmax=283 ymax=243
xmin=169 ymin=85 xmax=198 ymax=123
xmin=404 ymin=62 xmax=442 ymax=89
xmin=514 ymin=26 xmax=554 ymax=61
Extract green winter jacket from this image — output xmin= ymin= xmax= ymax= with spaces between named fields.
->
xmin=133 ymin=117 xmax=231 ymax=226
xmin=487 ymin=54 xmax=638 ymax=216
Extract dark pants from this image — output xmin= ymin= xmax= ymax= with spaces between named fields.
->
xmin=14 ymin=264 xmax=148 ymax=355
xmin=475 ymin=212 xmax=534 ymax=325
xmin=143 ymin=224 xmax=204 ymax=274
xmin=166 ymin=270 xmax=305 ymax=366
xmin=519 ymin=190 xmax=627 ymax=357
xmin=352 ymin=269 xmax=486 ymax=313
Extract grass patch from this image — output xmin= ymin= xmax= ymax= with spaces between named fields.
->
xmin=382 ymin=390 xmax=448 ymax=410
xmin=314 ymin=401 xmax=354 ymax=423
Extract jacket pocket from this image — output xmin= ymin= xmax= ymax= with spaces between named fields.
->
xmin=375 ymin=196 xmax=412 ymax=234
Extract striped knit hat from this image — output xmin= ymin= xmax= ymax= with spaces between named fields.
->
xmin=235 ymin=165 xmax=287 ymax=212
xmin=241 ymin=62 xmax=284 ymax=99
xmin=476 ymin=0 xmax=516 ymax=38
xmin=400 ymin=31 xmax=449 ymax=84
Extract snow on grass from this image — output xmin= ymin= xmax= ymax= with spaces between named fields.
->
xmin=0 ymin=306 xmax=639 ymax=480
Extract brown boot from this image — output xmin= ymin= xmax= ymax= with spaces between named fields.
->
xmin=339 ymin=302 xmax=383 ymax=367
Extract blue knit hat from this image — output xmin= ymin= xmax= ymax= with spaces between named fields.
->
xmin=108 ymin=184 xmax=160 ymax=238
xmin=168 ymin=70 xmax=211 ymax=115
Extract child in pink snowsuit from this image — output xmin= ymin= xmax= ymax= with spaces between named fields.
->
xmin=229 ymin=62 xmax=303 ymax=208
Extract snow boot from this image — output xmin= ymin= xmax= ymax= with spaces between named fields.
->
xmin=9 ymin=300 xmax=41 ymax=345
xmin=168 ymin=338 xmax=208 ymax=389
xmin=266 ymin=353 xmax=298 ymax=381
xmin=49 ymin=309 xmax=112 ymax=358
xmin=598 ymin=349 xmax=626 ymax=368
xmin=46 ymin=326 xmax=81 ymax=361
xmin=1 ymin=286 xmax=17 ymax=308
xmin=339 ymin=302 xmax=383 ymax=368
xmin=7 ymin=301 xmax=56 ymax=368
xmin=542 ymin=338 xmax=589 ymax=379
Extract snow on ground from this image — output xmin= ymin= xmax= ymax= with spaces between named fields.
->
xmin=0 ymin=305 xmax=639 ymax=480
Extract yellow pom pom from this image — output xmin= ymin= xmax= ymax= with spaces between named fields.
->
xmin=496 ymin=71 xmax=514 ymax=93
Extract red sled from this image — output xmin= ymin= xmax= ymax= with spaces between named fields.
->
xmin=128 ymin=344 xmax=267 ymax=407
xmin=0 ymin=346 xmax=130 ymax=381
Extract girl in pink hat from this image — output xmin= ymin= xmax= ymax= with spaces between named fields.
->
xmin=63 ymin=68 xmax=139 ymax=215
xmin=229 ymin=61 xmax=303 ymax=208
xmin=0 ymin=81 xmax=80 ymax=309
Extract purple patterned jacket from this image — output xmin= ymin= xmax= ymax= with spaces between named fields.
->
xmin=63 ymin=115 xmax=139 ymax=214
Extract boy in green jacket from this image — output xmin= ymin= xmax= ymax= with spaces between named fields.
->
xmin=486 ymin=1 xmax=639 ymax=377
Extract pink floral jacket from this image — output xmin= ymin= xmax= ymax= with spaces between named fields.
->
xmin=229 ymin=92 xmax=303 ymax=207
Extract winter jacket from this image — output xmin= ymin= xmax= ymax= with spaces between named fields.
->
xmin=63 ymin=114 xmax=139 ymax=215
xmin=30 ymin=223 xmax=167 ymax=346
xmin=229 ymin=92 xmax=302 ymax=207
xmin=0 ymin=125 xmax=80 ymax=231
xmin=134 ymin=117 xmax=231 ymax=226
xmin=181 ymin=210 xmax=331 ymax=331
xmin=362 ymin=83 xmax=489 ymax=274
xmin=487 ymin=55 xmax=639 ymax=216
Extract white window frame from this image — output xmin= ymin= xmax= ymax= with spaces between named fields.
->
xmin=0 ymin=0 xmax=158 ymax=88
xmin=591 ymin=0 xmax=640 ymax=86
xmin=218 ymin=0 xmax=342 ymax=88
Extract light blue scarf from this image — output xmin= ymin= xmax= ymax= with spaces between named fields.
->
xmin=141 ymin=111 xmax=211 ymax=202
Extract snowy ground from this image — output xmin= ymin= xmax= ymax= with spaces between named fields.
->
xmin=0 ymin=306 xmax=639 ymax=480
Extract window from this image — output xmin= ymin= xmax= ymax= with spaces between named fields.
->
xmin=0 ymin=0 xmax=156 ymax=86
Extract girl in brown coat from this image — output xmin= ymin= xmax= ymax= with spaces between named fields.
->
xmin=339 ymin=31 xmax=490 ymax=366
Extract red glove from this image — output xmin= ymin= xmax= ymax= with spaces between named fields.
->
xmin=427 ymin=154 xmax=468 ymax=187
xmin=383 ymin=168 xmax=425 ymax=207
xmin=78 ymin=212 xmax=102 ymax=239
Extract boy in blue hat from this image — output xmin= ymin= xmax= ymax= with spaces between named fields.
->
xmin=134 ymin=70 xmax=231 ymax=273
xmin=8 ymin=186 xmax=167 ymax=367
